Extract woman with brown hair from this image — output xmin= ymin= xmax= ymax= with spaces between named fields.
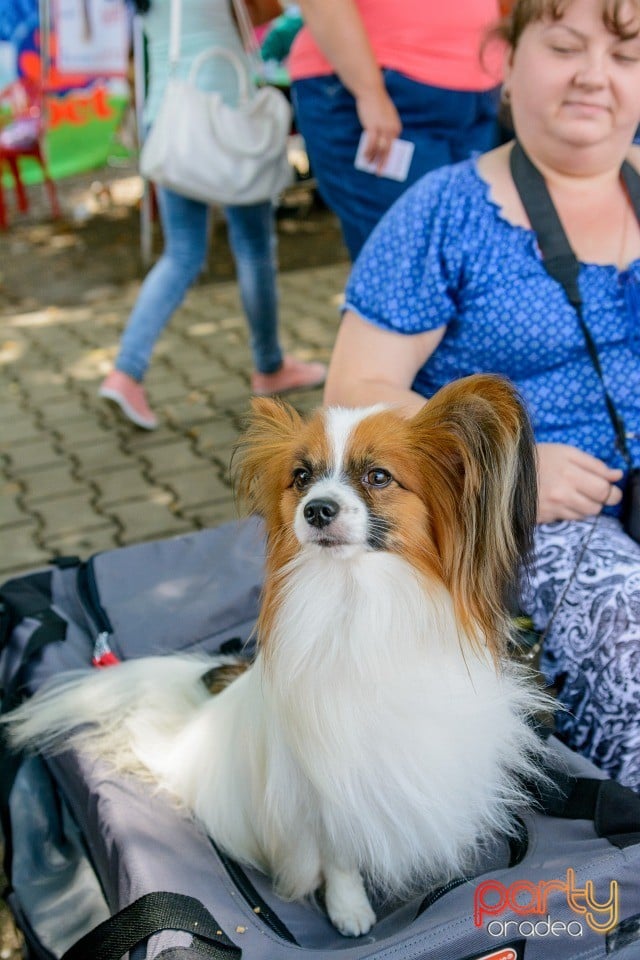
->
xmin=325 ymin=0 xmax=640 ymax=788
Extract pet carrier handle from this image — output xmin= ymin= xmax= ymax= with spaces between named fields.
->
xmin=61 ymin=892 xmax=241 ymax=960
xmin=536 ymin=773 xmax=640 ymax=849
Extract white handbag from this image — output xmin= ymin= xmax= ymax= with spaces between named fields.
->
xmin=140 ymin=0 xmax=293 ymax=206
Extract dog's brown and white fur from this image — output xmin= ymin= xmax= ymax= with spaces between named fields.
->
xmin=5 ymin=375 xmax=548 ymax=937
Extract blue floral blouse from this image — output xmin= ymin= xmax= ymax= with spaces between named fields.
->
xmin=345 ymin=158 xmax=640 ymax=478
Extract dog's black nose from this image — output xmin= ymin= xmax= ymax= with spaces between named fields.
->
xmin=303 ymin=498 xmax=339 ymax=528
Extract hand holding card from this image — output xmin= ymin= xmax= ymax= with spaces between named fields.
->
xmin=354 ymin=133 xmax=415 ymax=182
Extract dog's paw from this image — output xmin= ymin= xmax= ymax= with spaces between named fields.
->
xmin=324 ymin=867 xmax=377 ymax=937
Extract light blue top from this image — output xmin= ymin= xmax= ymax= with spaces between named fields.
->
xmin=345 ymin=157 xmax=640 ymax=483
xmin=142 ymin=0 xmax=252 ymax=126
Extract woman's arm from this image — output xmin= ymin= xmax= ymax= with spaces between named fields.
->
xmin=323 ymin=310 xmax=445 ymax=416
xmin=325 ymin=314 xmax=624 ymax=523
xmin=296 ymin=0 xmax=401 ymax=167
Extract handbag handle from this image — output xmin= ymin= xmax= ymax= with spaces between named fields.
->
xmin=230 ymin=0 xmax=268 ymax=79
xmin=188 ymin=47 xmax=252 ymax=104
xmin=169 ymin=0 xmax=182 ymax=70
xmin=169 ymin=0 xmax=259 ymax=83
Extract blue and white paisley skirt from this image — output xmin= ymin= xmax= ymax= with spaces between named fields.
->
xmin=521 ymin=515 xmax=640 ymax=791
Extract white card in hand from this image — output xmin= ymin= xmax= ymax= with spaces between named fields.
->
xmin=354 ymin=133 xmax=415 ymax=182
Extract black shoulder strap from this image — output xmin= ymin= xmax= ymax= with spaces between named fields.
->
xmin=510 ymin=141 xmax=640 ymax=300
xmin=509 ymin=140 xmax=581 ymax=305
xmin=509 ymin=140 xmax=636 ymax=464
xmin=622 ymin=157 xmax=640 ymax=214
xmin=61 ymin=892 xmax=241 ymax=960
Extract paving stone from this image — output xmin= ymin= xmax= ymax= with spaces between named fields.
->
xmin=181 ymin=500 xmax=238 ymax=530
xmin=0 ymin=414 xmax=42 ymax=445
xmin=137 ymin=438 xmax=207 ymax=477
xmin=164 ymin=394 xmax=216 ymax=428
xmin=189 ymin=419 xmax=242 ymax=455
xmin=22 ymin=464 xmax=86 ymax=501
xmin=41 ymin=524 xmax=120 ymax=561
xmin=12 ymin=373 xmax=73 ymax=403
xmin=111 ymin=500 xmax=193 ymax=543
xmin=215 ymin=345 xmax=254 ymax=376
xmin=0 ymin=398 xmax=25 ymax=423
xmin=146 ymin=378 xmax=191 ymax=405
xmin=183 ymin=364 xmax=231 ymax=391
xmin=92 ymin=308 xmax=125 ymax=329
xmin=6 ymin=438 xmax=64 ymax=472
xmin=164 ymin=340 xmax=215 ymax=370
xmin=1 ymin=478 xmax=21 ymax=496
xmin=37 ymin=396 xmax=93 ymax=425
xmin=96 ymin=466 xmax=169 ymax=507
xmin=0 ymin=331 xmax=30 ymax=369
xmin=290 ymin=316 xmax=339 ymax=348
xmin=188 ymin=287 xmax=240 ymax=311
xmin=27 ymin=490 xmax=107 ymax=537
xmin=145 ymin=365 xmax=188 ymax=388
xmin=284 ymin=263 xmax=349 ymax=292
xmin=288 ymin=388 xmax=325 ymax=417
xmin=70 ymin=437 xmax=138 ymax=474
xmin=0 ymin=523 xmax=52 ymax=576
xmin=1 ymin=264 xmax=344 ymax=581
xmin=66 ymin=347 xmax=118 ymax=384
xmin=209 ymin=380 xmax=252 ymax=408
xmin=53 ymin=418 xmax=114 ymax=448
xmin=30 ymin=329 xmax=84 ymax=359
xmin=168 ymin=465 xmax=232 ymax=510
xmin=0 ymin=494 xmax=32 ymax=526
xmin=122 ymin=426 xmax=180 ymax=453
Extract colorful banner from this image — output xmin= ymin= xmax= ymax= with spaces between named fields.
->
xmin=0 ymin=0 xmax=131 ymax=185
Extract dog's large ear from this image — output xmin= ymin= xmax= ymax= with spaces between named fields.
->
xmin=234 ymin=398 xmax=303 ymax=515
xmin=409 ymin=374 xmax=537 ymax=655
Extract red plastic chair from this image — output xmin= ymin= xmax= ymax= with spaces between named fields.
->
xmin=0 ymin=80 xmax=60 ymax=229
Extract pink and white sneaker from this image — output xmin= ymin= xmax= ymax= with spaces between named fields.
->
xmin=251 ymin=355 xmax=327 ymax=397
xmin=99 ymin=370 xmax=158 ymax=430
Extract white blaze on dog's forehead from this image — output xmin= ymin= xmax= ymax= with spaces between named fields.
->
xmin=324 ymin=406 xmax=388 ymax=474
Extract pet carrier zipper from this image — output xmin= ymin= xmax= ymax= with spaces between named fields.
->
xmin=76 ymin=559 xmax=120 ymax=667
xmin=213 ymin=843 xmax=299 ymax=944
xmin=417 ymin=818 xmax=530 ymax=917
xmin=416 ymin=876 xmax=470 ymax=916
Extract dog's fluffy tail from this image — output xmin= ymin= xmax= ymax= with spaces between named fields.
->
xmin=2 ymin=656 xmax=226 ymax=779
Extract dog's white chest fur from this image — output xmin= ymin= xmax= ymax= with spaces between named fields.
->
xmin=235 ymin=549 xmax=540 ymax=899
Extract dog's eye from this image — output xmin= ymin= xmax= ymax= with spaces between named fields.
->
xmin=292 ymin=468 xmax=313 ymax=491
xmin=363 ymin=468 xmax=392 ymax=488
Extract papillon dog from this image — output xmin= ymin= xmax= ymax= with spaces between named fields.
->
xmin=5 ymin=374 xmax=549 ymax=937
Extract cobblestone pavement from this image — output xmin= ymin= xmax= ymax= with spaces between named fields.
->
xmin=1 ymin=166 xmax=349 ymax=581
xmin=1 ymin=262 xmax=349 ymax=579
xmin=0 ymin=166 xmax=349 ymax=956
xmin=0 ymin=272 xmax=344 ymax=955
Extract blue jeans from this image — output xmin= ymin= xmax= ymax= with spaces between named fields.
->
xmin=116 ymin=188 xmax=283 ymax=380
xmin=292 ymin=70 xmax=500 ymax=259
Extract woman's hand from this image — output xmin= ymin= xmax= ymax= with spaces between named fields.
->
xmin=356 ymin=87 xmax=402 ymax=170
xmin=536 ymin=443 xmax=623 ymax=523
xmin=296 ymin=0 xmax=401 ymax=169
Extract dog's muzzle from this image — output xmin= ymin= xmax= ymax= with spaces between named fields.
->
xmin=294 ymin=481 xmax=368 ymax=550
xmin=303 ymin=498 xmax=340 ymax=529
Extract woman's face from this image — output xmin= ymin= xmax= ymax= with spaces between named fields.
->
xmin=505 ymin=0 xmax=640 ymax=154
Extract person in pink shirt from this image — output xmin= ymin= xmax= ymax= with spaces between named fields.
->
xmin=289 ymin=0 xmax=503 ymax=258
